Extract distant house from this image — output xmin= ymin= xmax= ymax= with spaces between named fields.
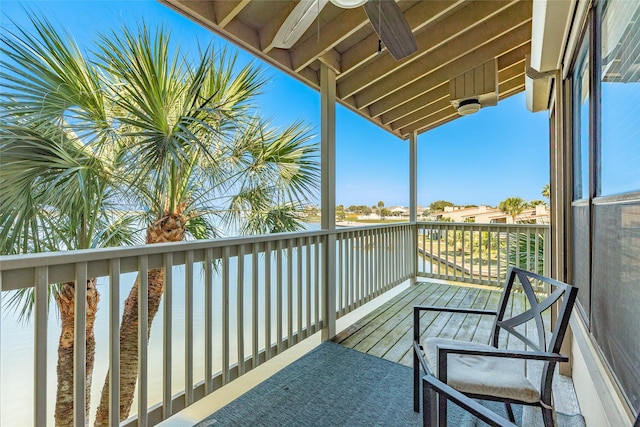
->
xmin=389 ymin=206 xmax=409 ymax=216
xmin=426 ymin=204 xmax=549 ymax=224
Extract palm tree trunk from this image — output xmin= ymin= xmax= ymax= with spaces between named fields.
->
xmin=94 ymin=215 xmax=184 ymax=426
xmin=55 ymin=279 xmax=99 ymax=427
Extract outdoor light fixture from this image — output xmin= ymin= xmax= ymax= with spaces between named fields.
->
xmin=450 ymin=60 xmax=498 ymax=116
xmin=329 ymin=0 xmax=368 ymax=8
xmin=457 ymin=99 xmax=482 ymax=115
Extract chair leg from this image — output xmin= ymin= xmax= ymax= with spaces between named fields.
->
xmin=422 ymin=376 xmax=438 ymax=427
xmin=542 ymin=406 xmax=555 ymax=427
xmin=438 ymin=391 xmax=447 ymax=427
xmin=505 ymin=402 xmax=515 ymax=422
xmin=414 ymin=348 xmax=420 ymax=412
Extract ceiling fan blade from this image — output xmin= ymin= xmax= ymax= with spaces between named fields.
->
xmin=363 ymin=0 xmax=417 ymax=60
xmin=273 ymin=0 xmax=329 ymax=49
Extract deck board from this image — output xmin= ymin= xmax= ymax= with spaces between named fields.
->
xmin=366 ymin=285 xmax=464 ymax=359
xmin=334 ymin=283 xmax=443 ymax=349
xmin=335 ymin=281 xmax=530 ymax=367
xmin=452 ymin=287 xmax=491 ymax=342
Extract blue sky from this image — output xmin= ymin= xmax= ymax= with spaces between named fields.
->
xmin=2 ymin=0 xmax=550 ymax=208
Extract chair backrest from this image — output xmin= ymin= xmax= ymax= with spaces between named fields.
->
xmin=489 ymin=267 xmax=578 ymax=401
xmin=490 ymin=267 xmax=577 ymax=352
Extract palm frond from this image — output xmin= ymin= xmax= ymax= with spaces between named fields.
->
xmin=2 ymin=284 xmax=62 ymax=324
xmin=184 ymin=214 xmax=220 ymax=240
xmin=0 ymin=14 xmax=112 ymax=140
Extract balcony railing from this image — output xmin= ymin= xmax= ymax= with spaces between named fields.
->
xmin=0 ymin=223 xmax=415 ymax=426
xmin=0 ymin=222 xmax=548 ymax=426
xmin=417 ymin=222 xmax=550 ymax=288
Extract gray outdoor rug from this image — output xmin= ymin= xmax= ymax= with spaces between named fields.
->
xmin=195 ymin=341 xmax=585 ymax=427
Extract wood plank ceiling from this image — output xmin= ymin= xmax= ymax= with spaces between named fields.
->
xmin=160 ymin=0 xmax=532 ymax=139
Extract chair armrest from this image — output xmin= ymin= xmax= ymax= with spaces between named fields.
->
xmin=414 ymin=305 xmax=498 ymax=316
xmin=435 ymin=343 xmax=569 ymax=363
xmin=422 ymin=375 xmax=518 ymax=427
xmin=435 ymin=343 xmax=568 ymax=383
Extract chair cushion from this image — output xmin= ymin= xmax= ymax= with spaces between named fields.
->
xmin=423 ymin=337 xmax=540 ymax=403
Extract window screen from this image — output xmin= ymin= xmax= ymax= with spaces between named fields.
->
xmin=591 ymin=202 xmax=640 ymax=411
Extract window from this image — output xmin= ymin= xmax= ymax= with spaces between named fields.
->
xmin=599 ymin=1 xmax=640 ymax=196
xmin=571 ymin=30 xmax=592 ymax=318
xmin=572 ymin=36 xmax=590 ymax=201
xmin=590 ymin=0 xmax=640 ymax=412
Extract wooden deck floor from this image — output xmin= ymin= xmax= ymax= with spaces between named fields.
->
xmin=333 ymin=281 xmax=532 ymax=368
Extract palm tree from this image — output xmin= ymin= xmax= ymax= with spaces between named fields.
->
xmin=0 ymin=126 xmax=140 ymax=427
xmin=1 ymin=15 xmax=319 ymax=426
xmin=503 ymin=232 xmax=545 ymax=276
xmin=0 ymin=16 xmax=141 ymax=425
xmin=90 ymin=24 xmax=319 ymax=424
xmin=542 ymin=183 xmax=550 ymax=200
xmin=377 ymin=200 xmax=384 ymax=218
xmin=498 ymin=197 xmax=527 ymax=223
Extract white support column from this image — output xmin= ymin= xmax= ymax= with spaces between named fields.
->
xmin=409 ymin=131 xmax=419 ymax=281
xmin=409 ymin=131 xmax=418 ymax=223
xmin=320 ymin=63 xmax=336 ymax=232
xmin=320 ymin=62 xmax=336 ymax=341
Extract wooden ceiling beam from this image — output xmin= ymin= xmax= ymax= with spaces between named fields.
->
xmin=499 ymin=59 xmax=526 ymax=84
xmin=382 ymin=56 xmax=526 ymax=125
xmin=339 ymin=0 xmax=517 ymax=98
xmin=339 ymin=0 xmax=466 ymax=79
xmin=162 ymin=2 xmax=323 ymax=91
xmin=291 ymin=8 xmax=369 ymax=72
xmin=164 ymin=1 xmax=266 ymax=62
xmin=497 ymin=44 xmax=531 ymax=69
xmin=402 ymin=115 xmax=459 ymax=139
xmin=338 ymin=98 xmax=400 ymax=137
xmin=164 ymin=0 xmax=217 ymax=27
xmin=381 ymin=83 xmax=449 ymax=124
xmin=223 ymin=19 xmax=262 ymax=51
xmin=391 ymin=73 xmax=525 ymax=131
xmin=390 ymin=97 xmax=453 ymax=131
xmin=214 ymin=0 xmax=251 ymax=28
xmin=398 ymin=75 xmax=525 ymax=135
xmin=499 ymin=80 xmax=525 ymax=99
xmin=318 ymin=50 xmax=341 ymax=74
xmin=367 ymin=26 xmax=531 ymax=118
xmin=402 ymin=84 xmax=526 ymax=138
xmin=166 ymin=0 xmax=535 ymax=138
xmin=352 ymin=3 xmax=532 ymax=108
xmin=259 ymin=2 xmax=299 ymax=54
xmin=400 ymin=107 xmax=458 ymax=136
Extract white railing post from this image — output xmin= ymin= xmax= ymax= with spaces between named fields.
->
xmin=74 ymin=262 xmax=87 ymax=427
xmin=138 ymin=256 xmax=149 ymax=427
xmin=185 ymin=251 xmax=194 ymax=405
xmin=162 ymin=253 xmax=173 ymax=418
xmin=543 ymin=226 xmax=551 ymax=279
xmin=34 ymin=266 xmax=48 ymax=427
xmin=320 ymin=61 xmax=337 ymax=341
xmin=109 ymin=259 xmax=121 ymax=427
xmin=204 ymin=250 xmax=213 ymax=394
